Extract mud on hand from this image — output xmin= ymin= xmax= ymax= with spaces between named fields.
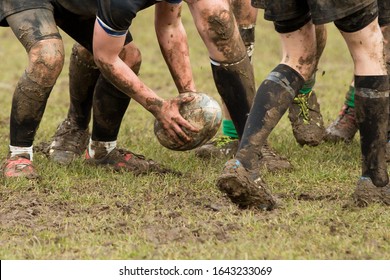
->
xmin=155 ymin=95 xmax=200 ymax=145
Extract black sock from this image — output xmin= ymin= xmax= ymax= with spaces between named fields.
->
xmin=67 ymin=44 xmax=100 ymax=129
xmin=355 ymin=75 xmax=389 ymax=187
xmin=92 ymin=76 xmax=130 ymax=142
xmin=10 ymin=72 xmax=52 ymax=146
xmin=210 ymin=56 xmax=255 ymax=138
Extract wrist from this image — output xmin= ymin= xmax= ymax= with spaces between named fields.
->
xmin=145 ymin=97 xmax=165 ymax=116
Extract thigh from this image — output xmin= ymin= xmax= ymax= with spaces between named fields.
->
xmin=6 ymin=8 xmax=61 ymax=52
xmin=340 ymin=19 xmax=386 ymax=76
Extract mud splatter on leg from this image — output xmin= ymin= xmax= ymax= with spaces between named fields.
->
xmin=236 ymin=64 xmax=305 ymax=170
xmin=68 ymin=43 xmax=100 ymax=129
xmin=211 ymin=56 xmax=255 ymax=138
xmin=355 ymin=75 xmax=389 ymax=187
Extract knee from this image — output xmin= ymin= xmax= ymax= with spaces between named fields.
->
xmin=207 ymin=9 xmax=235 ymax=41
xmin=206 ymin=8 xmax=247 ymax=62
xmin=120 ymin=43 xmax=142 ymax=75
xmin=72 ymin=43 xmax=96 ymax=68
xmin=27 ymin=39 xmax=65 ymax=87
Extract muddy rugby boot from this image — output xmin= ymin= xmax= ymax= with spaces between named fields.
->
xmin=2 ymin=153 xmax=39 ymax=179
xmin=195 ymin=136 xmax=292 ymax=171
xmin=325 ymin=105 xmax=358 ymax=143
xmin=325 ymin=104 xmax=358 ymax=142
xmin=353 ymin=177 xmax=390 ymax=206
xmin=288 ymin=90 xmax=325 ymax=146
xmin=194 ymin=136 xmax=239 ymax=159
xmin=48 ymin=118 xmax=90 ymax=165
xmin=217 ymin=159 xmax=276 ymax=210
xmin=259 ymin=143 xmax=293 ymax=172
xmin=85 ymin=147 xmax=180 ymax=175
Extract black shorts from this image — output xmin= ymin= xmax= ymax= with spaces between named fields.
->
xmin=253 ymin=0 xmax=376 ymax=25
xmin=53 ymin=1 xmax=100 ymax=52
xmin=53 ymin=1 xmax=133 ymax=52
xmin=0 ymin=0 xmax=53 ymax=26
xmin=379 ymin=0 xmax=390 ymax=26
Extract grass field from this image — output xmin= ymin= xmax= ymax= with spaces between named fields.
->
xmin=0 ymin=7 xmax=389 ymax=260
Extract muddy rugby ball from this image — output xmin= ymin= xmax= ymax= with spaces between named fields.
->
xmin=154 ymin=92 xmax=222 ymax=151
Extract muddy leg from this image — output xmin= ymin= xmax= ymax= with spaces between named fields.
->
xmin=68 ymin=43 xmax=100 ymax=129
xmin=91 ymin=43 xmax=142 ymax=142
xmin=211 ymin=56 xmax=255 ymax=138
xmin=91 ymin=76 xmax=131 ymax=142
xmin=355 ymin=75 xmax=389 ymax=187
xmin=236 ymin=64 xmax=305 ymax=170
xmin=382 ymin=25 xmax=390 ymax=143
xmin=10 ymin=73 xmax=53 ymax=147
xmin=6 ymin=9 xmax=64 ymax=148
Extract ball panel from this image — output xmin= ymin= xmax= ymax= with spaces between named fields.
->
xmin=154 ymin=92 xmax=222 ymax=151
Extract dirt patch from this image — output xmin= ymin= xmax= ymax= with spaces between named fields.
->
xmin=0 ymin=177 xmax=244 ymax=250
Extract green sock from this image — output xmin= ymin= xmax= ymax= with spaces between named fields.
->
xmin=222 ymin=119 xmax=238 ymax=139
xmin=344 ymin=85 xmax=355 ymax=108
xmin=299 ymin=87 xmax=312 ymax=95
xmin=299 ymin=75 xmax=315 ymax=95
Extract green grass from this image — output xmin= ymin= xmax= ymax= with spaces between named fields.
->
xmin=0 ymin=8 xmax=389 ymax=260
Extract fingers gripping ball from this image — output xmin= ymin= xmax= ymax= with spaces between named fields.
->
xmin=154 ymin=92 xmax=222 ymax=151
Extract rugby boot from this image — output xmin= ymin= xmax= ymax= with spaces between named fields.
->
xmin=194 ymin=136 xmax=238 ymax=159
xmin=195 ymin=136 xmax=292 ymax=172
xmin=85 ymin=147 xmax=180 ymax=176
xmin=2 ymin=153 xmax=39 ymax=180
xmin=259 ymin=143 xmax=293 ymax=172
xmin=48 ymin=118 xmax=90 ymax=165
xmin=324 ymin=105 xmax=358 ymax=143
xmin=217 ymin=159 xmax=276 ymax=210
xmin=288 ymin=90 xmax=325 ymax=146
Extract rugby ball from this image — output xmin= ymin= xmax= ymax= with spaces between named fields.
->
xmin=154 ymin=92 xmax=222 ymax=151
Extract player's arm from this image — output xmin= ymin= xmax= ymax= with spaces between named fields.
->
xmin=92 ymin=17 xmax=197 ymax=144
xmin=92 ymin=20 xmax=157 ymax=108
xmin=155 ymin=1 xmax=196 ymax=93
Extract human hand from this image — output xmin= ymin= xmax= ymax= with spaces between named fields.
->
xmin=154 ymin=95 xmax=200 ymax=145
